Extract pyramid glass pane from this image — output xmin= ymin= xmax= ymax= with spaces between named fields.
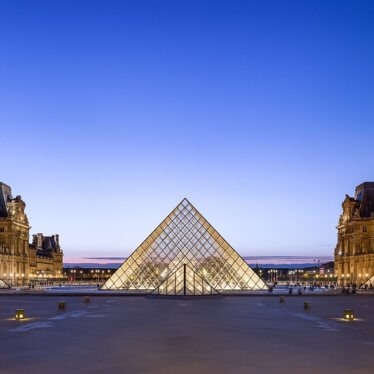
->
xmin=101 ymin=198 xmax=268 ymax=292
xmin=151 ymin=264 xmax=219 ymax=296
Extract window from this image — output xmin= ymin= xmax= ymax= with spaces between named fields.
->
xmin=0 ymin=228 xmax=4 ymax=232
xmin=363 ymin=226 xmax=367 ymax=232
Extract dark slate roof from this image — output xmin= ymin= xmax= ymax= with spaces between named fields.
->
xmin=0 ymin=183 xmax=12 ymax=218
xmin=355 ymin=182 xmax=374 ymax=218
xmin=42 ymin=236 xmax=58 ymax=251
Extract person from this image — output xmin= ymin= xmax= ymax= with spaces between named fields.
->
xmin=289 ymin=287 xmax=293 ymax=295
xmin=297 ymin=289 xmax=302 ymax=296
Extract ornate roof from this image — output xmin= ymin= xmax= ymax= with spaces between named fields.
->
xmin=355 ymin=182 xmax=374 ymax=218
xmin=0 ymin=182 xmax=12 ymax=218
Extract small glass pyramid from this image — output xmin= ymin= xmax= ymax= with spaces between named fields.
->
xmin=151 ymin=264 xmax=220 ymax=296
xmin=0 ymin=278 xmax=9 ymax=289
xmin=363 ymin=274 xmax=373 ymax=288
xmin=101 ymin=198 xmax=268 ymax=293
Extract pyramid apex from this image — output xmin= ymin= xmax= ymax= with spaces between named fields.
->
xmin=179 ymin=197 xmax=191 ymax=206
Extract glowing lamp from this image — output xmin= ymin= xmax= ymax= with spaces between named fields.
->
xmin=15 ymin=309 xmax=25 ymax=320
xmin=344 ymin=309 xmax=354 ymax=321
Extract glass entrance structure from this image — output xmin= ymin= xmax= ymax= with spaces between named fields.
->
xmin=364 ymin=274 xmax=374 ymax=288
xmin=151 ymin=264 xmax=220 ymax=296
xmin=101 ymin=198 xmax=268 ymax=294
xmin=0 ymin=278 xmax=9 ymax=289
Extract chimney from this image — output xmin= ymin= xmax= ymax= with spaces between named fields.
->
xmin=37 ymin=233 xmax=43 ymax=248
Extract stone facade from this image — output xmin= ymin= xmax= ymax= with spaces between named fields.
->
xmin=0 ymin=182 xmax=63 ymax=285
xmin=335 ymin=182 xmax=374 ymax=286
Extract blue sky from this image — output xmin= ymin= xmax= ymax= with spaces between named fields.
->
xmin=1 ymin=1 xmax=373 ymax=261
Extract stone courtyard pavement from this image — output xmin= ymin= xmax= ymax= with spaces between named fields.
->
xmin=0 ymin=295 xmax=373 ymax=374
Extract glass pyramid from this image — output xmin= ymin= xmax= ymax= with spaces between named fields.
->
xmin=363 ymin=274 xmax=374 ymax=288
xmin=101 ymin=198 xmax=268 ymax=293
xmin=151 ymin=264 xmax=220 ymax=296
xmin=0 ymin=278 xmax=9 ymax=289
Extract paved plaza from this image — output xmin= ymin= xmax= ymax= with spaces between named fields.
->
xmin=0 ymin=295 xmax=373 ymax=374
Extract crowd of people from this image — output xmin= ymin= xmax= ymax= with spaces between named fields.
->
xmin=267 ymin=280 xmax=373 ymax=295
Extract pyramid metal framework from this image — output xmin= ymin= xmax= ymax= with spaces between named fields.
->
xmin=151 ymin=264 xmax=220 ymax=296
xmin=101 ymin=198 xmax=268 ymax=293
xmin=0 ymin=278 xmax=9 ymax=289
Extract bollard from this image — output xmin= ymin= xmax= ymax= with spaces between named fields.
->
xmin=15 ymin=309 xmax=25 ymax=320
xmin=84 ymin=296 xmax=90 ymax=304
xmin=280 ymin=296 xmax=285 ymax=304
xmin=304 ymin=301 xmax=311 ymax=310
xmin=58 ymin=301 xmax=66 ymax=311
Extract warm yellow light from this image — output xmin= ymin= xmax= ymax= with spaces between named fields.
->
xmin=344 ymin=309 xmax=354 ymax=321
xmin=15 ymin=309 xmax=25 ymax=320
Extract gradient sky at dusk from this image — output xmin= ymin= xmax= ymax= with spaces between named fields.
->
xmin=1 ymin=1 xmax=373 ymax=262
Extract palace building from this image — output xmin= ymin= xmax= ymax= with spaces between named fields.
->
xmin=335 ymin=182 xmax=374 ymax=286
xmin=0 ymin=182 xmax=63 ymax=286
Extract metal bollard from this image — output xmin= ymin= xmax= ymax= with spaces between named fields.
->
xmin=280 ymin=296 xmax=285 ymax=303
xmin=304 ymin=301 xmax=311 ymax=310
xmin=58 ymin=301 xmax=66 ymax=311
